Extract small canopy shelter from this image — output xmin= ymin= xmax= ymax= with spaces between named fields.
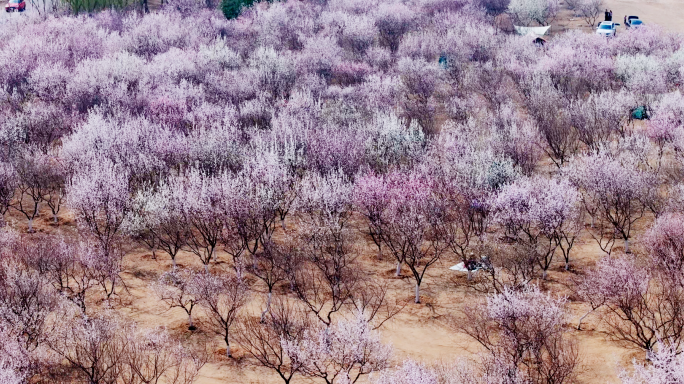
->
xmin=514 ymin=26 xmax=551 ymax=36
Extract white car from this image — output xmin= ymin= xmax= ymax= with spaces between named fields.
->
xmin=596 ymin=21 xmax=617 ymax=37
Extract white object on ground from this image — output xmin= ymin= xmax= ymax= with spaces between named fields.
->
xmin=449 ymin=263 xmax=469 ymax=272
xmin=514 ymin=26 xmax=551 ymax=36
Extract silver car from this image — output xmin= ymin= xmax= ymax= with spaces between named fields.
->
xmin=629 ymin=19 xmax=644 ymax=29
xmin=596 ymin=21 xmax=617 ymax=37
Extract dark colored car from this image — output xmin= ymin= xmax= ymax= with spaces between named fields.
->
xmin=5 ymin=0 xmax=26 ymax=12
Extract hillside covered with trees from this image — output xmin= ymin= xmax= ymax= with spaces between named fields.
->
xmin=1 ymin=0 xmax=684 ymax=383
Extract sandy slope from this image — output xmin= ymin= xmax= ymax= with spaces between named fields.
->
xmin=107 ymin=220 xmax=648 ymax=384
xmin=2 ymin=168 xmax=660 ymax=384
xmin=604 ymin=0 xmax=684 ymax=33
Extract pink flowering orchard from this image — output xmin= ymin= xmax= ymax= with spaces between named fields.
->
xmin=0 ymin=0 xmax=684 ymax=382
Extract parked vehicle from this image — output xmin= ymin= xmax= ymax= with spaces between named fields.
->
xmin=626 ymin=15 xmax=640 ymax=27
xmin=5 ymin=0 xmax=26 ymax=12
xmin=596 ymin=21 xmax=618 ymax=37
xmin=629 ymin=19 xmax=644 ymax=29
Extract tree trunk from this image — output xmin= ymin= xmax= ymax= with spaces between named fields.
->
xmin=212 ymin=248 xmax=217 ymax=262
xmin=261 ymin=291 xmax=272 ymax=323
xmin=172 ymin=257 xmax=177 ymax=269
xmin=204 ymin=264 xmax=209 ymax=274
xmin=377 ymin=246 xmax=382 ymax=260
xmin=53 ymin=212 xmax=58 ymax=224
xmin=577 ymin=308 xmax=594 ymax=330
xmin=467 ymin=270 xmax=472 ymax=281
xmin=414 ymin=283 xmax=420 ymax=304
xmin=542 ymin=269 xmax=548 ymax=280
xmin=565 ymin=261 xmax=570 ymax=271
xmin=624 ymin=238 xmax=630 ymax=253
xmin=225 ymin=336 xmax=232 ymax=357
xmin=281 ymin=218 xmax=286 ymax=231
xmin=28 ymin=218 xmax=33 ymax=233
xmin=590 ymin=216 xmax=594 ymax=228
xmin=396 ymin=262 xmax=402 ymax=277
xmin=188 ymin=314 xmax=194 ymax=329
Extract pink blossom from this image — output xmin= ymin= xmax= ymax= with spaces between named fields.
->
xmin=644 ymin=213 xmax=684 ymax=284
xmin=567 ymin=151 xmax=657 ymax=253
xmin=282 ymin=311 xmax=392 ymax=383
xmin=373 ymin=360 xmax=437 ymax=384
xmin=620 ymin=346 xmax=684 ymax=384
xmin=67 ymin=159 xmax=130 ymax=257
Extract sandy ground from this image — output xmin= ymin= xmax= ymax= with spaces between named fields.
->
xmin=3 ymin=200 xmax=656 ymax=384
xmin=604 ymin=0 xmax=684 ymax=33
xmin=118 ymin=218 xmax=656 ymax=384
xmin=554 ymin=0 xmax=684 ymax=34
xmin=110 ymin=233 xmax=642 ymax=384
